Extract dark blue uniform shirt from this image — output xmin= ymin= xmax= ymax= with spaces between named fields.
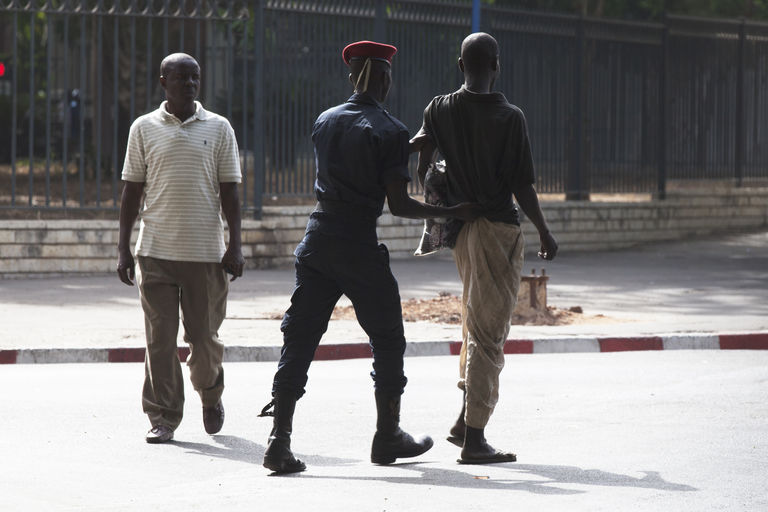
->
xmin=278 ymin=93 xmax=411 ymax=397
xmin=305 ymin=93 xmax=411 ymax=244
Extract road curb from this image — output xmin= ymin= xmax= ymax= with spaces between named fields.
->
xmin=1 ymin=332 xmax=767 ymax=365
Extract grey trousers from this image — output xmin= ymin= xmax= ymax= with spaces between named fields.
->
xmin=453 ymin=219 xmax=524 ymax=429
xmin=137 ymin=256 xmax=227 ymax=430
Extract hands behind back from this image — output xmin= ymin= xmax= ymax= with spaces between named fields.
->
xmin=448 ymin=202 xmax=484 ymax=222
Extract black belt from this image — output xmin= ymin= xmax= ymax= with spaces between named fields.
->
xmin=314 ymin=200 xmax=379 ymax=223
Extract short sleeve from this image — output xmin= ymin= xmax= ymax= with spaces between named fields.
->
xmin=422 ymin=98 xmax=437 ymax=138
xmin=510 ymin=108 xmax=536 ymax=192
xmin=217 ymin=120 xmax=242 ymax=183
xmin=121 ymin=121 xmax=147 ymax=183
xmin=378 ymin=128 xmax=411 ymax=186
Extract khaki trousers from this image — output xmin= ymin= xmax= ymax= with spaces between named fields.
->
xmin=137 ymin=256 xmax=228 ymax=430
xmin=453 ymin=218 xmax=524 ymax=429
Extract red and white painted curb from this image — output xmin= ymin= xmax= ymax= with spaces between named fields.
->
xmin=1 ymin=332 xmax=766 ymax=365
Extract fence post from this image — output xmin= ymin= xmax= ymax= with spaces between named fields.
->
xmin=252 ymin=0 xmax=264 ymax=219
xmin=374 ymin=0 xmax=386 ymax=41
xmin=657 ymin=19 xmax=668 ymax=200
xmin=735 ymin=18 xmax=746 ymax=187
xmin=11 ymin=12 xmax=18 ymax=207
xmin=27 ymin=12 xmax=35 ymax=207
xmin=567 ymin=14 xmax=589 ymax=201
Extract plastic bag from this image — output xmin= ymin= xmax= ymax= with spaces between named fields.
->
xmin=414 ymin=160 xmax=450 ymax=256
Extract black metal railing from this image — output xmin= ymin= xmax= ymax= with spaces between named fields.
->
xmin=1 ymin=1 xmax=767 ymax=217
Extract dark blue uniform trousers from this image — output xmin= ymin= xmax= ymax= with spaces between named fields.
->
xmin=273 ymin=231 xmax=408 ymax=399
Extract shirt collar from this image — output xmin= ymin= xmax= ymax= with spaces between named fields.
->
xmin=158 ymin=100 xmax=208 ymax=123
xmin=458 ymin=85 xmax=506 ymax=103
xmin=348 ymin=92 xmax=383 ymax=109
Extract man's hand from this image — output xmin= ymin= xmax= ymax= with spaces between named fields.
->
xmin=117 ymin=250 xmax=136 ymax=286
xmin=221 ymin=246 xmax=245 ymax=282
xmin=538 ymin=231 xmax=558 ymax=261
xmin=448 ymin=202 xmax=484 ymax=222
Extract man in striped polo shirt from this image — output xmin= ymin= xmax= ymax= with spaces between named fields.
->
xmin=117 ymin=53 xmax=244 ymax=444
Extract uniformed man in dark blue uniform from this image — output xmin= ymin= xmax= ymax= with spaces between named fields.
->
xmin=261 ymin=41 xmax=481 ymax=474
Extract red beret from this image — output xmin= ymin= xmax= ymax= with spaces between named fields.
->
xmin=342 ymin=41 xmax=397 ymax=66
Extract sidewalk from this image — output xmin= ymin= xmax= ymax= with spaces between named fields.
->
xmin=1 ymin=230 xmax=767 ymax=364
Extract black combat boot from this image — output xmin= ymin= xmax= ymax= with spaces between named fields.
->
xmin=262 ymin=392 xmax=306 ymax=473
xmin=370 ymin=391 xmax=434 ymax=465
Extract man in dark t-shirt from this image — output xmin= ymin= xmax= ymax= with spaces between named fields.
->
xmin=260 ymin=41 xmax=480 ymax=474
xmin=413 ymin=32 xmax=558 ymax=464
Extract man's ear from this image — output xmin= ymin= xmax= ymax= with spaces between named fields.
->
xmin=159 ymin=76 xmax=167 ymax=90
xmin=491 ymin=56 xmax=499 ymax=72
xmin=458 ymin=57 xmax=464 ymax=73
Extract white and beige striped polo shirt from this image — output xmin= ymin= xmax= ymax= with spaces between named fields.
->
xmin=122 ymin=101 xmax=241 ymax=262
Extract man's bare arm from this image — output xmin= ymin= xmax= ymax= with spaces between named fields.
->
xmin=514 ymin=183 xmax=558 ymax=260
xmin=385 ymin=178 xmax=481 ymax=221
xmin=409 ymin=131 xmax=436 ymax=187
xmin=219 ymin=182 xmax=244 ymax=281
xmin=117 ymin=181 xmax=145 ymax=286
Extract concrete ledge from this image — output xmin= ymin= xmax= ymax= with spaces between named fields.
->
xmin=1 ymin=187 xmax=767 ymax=275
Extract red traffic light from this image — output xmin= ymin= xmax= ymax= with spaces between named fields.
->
xmin=0 ymin=62 xmax=6 ymax=77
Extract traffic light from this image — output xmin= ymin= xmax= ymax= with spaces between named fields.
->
xmin=0 ymin=62 xmax=6 ymax=77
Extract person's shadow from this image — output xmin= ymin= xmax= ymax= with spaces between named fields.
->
xmin=173 ymin=435 xmax=359 ymax=475
xmin=174 ymin=435 xmax=697 ymax=493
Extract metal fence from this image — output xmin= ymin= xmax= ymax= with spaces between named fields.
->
xmin=2 ymin=1 xmax=767 ymax=217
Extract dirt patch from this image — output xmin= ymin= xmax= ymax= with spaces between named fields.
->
xmin=265 ymin=293 xmax=618 ymax=326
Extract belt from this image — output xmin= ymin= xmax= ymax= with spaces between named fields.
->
xmin=314 ymin=200 xmax=379 ymax=223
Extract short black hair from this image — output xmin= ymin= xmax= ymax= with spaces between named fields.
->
xmin=460 ymin=33 xmax=498 ymax=74
xmin=160 ymin=53 xmax=199 ymax=77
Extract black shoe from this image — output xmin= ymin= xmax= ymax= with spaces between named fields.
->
xmin=264 ymin=437 xmax=306 ymax=474
xmin=146 ymin=424 xmax=174 ymax=444
xmin=371 ymin=427 xmax=434 ymax=465
xmin=203 ymin=400 xmax=225 ymax=434
xmin=371 ymin=391 xmax=433 ymax=465
xmin=457 ymin=426 xmax=516 ymax=464
xmin=261 ymin=393 xmax=306 ymax=474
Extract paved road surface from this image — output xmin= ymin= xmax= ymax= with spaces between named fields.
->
xmin=2 ymin=351 xmax=766 ymax=511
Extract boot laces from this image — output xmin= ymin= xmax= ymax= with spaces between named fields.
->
xmin=258 ymin=399 xmax=275 ymax=417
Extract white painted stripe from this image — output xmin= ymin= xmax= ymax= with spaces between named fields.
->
xmin=16 ymin=349 xmax=110 ymax=364
xmin=223 ymin=346 xmax=282 ymax=362
xmin=662 ymin=334 xmax=720 ymax=350
xmin=404 ymin=341 xmax=453 ymax=357
xmin=532 ymin=337 xmax=601 ymax=354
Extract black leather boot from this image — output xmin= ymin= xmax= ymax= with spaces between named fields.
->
xmin=262 ymin=392 xmax=306 ymax=473
xmin=370 ymin=391 xmax=434 ymax=465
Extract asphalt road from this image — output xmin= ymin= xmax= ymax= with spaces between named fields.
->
xmin=2 ymin=351 xmax=766 ymax=511
xmin=1 ymin=230 xmax=767 ymax=352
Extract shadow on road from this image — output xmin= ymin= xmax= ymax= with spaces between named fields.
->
xmin=175 ymin=435 xmax=697 ymax=494
xmin=174 ymin=434 xmax=359 ymax=470
xmin=291 ymin=462 xmax=697 ymax=495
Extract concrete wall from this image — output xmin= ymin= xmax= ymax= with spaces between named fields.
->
xmin=1 ymin=187 xmax=766 ymax=276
